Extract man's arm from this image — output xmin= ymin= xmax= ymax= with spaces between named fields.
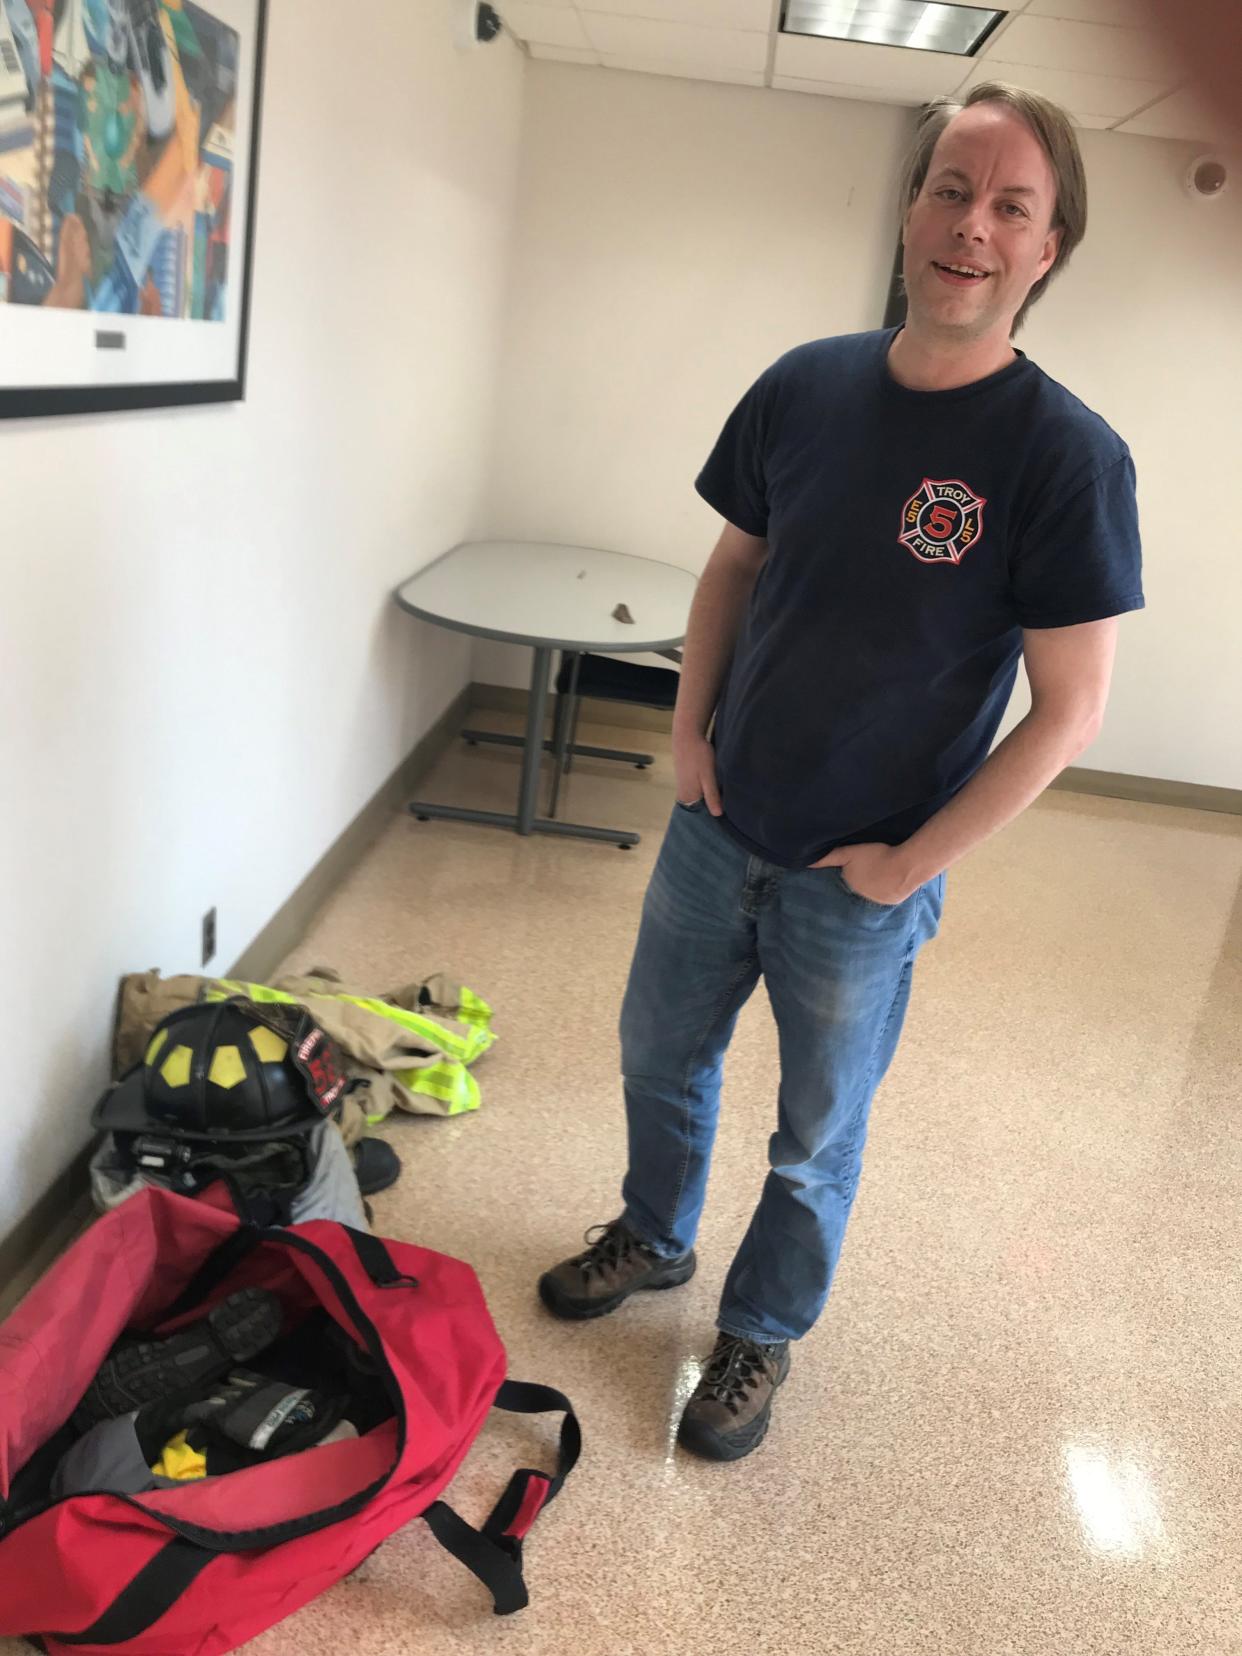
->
xmin=672 ymin=521 xmax=768 ymax=812
xmin=814 ymin=618 xmax=1120 ymax=901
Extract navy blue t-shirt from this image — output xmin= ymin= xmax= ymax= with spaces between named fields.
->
xmin=694 ymin=328 xmax=1144 ymax=870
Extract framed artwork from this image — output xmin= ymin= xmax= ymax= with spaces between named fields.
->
xmin=0 ymin=0 xmax=267 ymax=419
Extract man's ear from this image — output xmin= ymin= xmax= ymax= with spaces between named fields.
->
xmin=1038 ymin=224 xmax=1064 ymax=282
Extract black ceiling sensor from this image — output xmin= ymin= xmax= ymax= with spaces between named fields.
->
xmin=781 ymin=2 xmax=1007 ymax=57
xmin=477 ymin=3 xmax=504 ymax=45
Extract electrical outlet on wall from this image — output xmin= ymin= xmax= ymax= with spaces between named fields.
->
xmin=202 ymin=908 xmax=217 ymax=968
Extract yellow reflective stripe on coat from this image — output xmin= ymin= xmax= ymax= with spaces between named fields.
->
xmin=397 ymin=1062 xmax=481 ymax=1116
xmin=209 ymin=981 xmax=495 ymax=1066
xmin=456 ymin=986 xmax=493 ymax=1030
xmin=207 ymin=979 xmax=490 ymax=1118
xmin=210 ymin=980 xmax=298 ymax=1008
xmin=329 ymin=992 xmax=494 ymax=1064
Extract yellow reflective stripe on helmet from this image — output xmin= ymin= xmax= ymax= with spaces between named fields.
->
xmin=161 ymin=1045 xmax=193 ymax=1088
xmin=208 ymin=1045 xmax=247 ymax=1090
xmin=248 ymin=1026 xmax=288 ymax=1064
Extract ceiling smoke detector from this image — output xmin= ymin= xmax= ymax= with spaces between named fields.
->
xmin=1184 ymin=154 xmax=1228 ymax=201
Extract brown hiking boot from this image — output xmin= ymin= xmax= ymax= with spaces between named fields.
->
xmin=538 ymin=1220 xmax=696 ymax=1320
xmin=677 ymin=1332 xmax=791 ymax=1461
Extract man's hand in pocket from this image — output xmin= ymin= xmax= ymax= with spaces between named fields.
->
xmin=810 ymin=842 xmax=915 ymax=905
xmin=672 ymin=730 xmax=723 ymax=815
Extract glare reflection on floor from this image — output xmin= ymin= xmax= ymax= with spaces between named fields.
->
xmin=663 ymin=1355 xmax=705 ymax=1472
xmin=1064 ymin=1444 xmax=1168 ymax=1558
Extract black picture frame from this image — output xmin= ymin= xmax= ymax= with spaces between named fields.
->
xmin=0 ymin=0 xmax=268 ymax=421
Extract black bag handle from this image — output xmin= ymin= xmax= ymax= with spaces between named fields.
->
xmin=422 ymin=1382 xmax=580 ymax=1616
xmin=46 ymin=1537 xmax=216 ymax=1646
xmin=483 ymin=1381 xmax=580 ymax=1541
xmin=157 ymin=1223 xmax=416 ymax=1331
xmin=423 ymin=1499 xmax=530 ymax=1615
xmin=342 ymin=1226 xmax=420 ymax=1289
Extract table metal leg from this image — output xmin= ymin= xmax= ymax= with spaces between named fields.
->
xmin=517 ymin=648 xmax=551 ymax=834
xmin=462 ymin=730 xmax=655 ymax=768
xmin=408 ymin=644 xmax=642 ymax=847
xmin=407 ymin=802 xmax=638 ymax=847
xmin=407 ymin=804 xmax=524 ymax=831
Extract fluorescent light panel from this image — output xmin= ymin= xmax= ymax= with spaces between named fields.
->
xmin=782 ymin=1 xmax=1005 ymax=56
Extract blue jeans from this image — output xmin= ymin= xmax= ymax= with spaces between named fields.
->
xmin=619 ymin=802 xmax=945 ymax=1345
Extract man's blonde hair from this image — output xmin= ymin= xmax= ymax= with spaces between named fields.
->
xmin=899 ymin=82 xmax=1088 ymax=332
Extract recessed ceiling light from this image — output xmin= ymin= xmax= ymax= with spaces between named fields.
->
xmin=782 ymin=1 xmax=1006 ymax=57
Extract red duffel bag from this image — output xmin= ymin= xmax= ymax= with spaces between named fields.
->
xmin=0 ymin=1186 xmax=579 ymax=1654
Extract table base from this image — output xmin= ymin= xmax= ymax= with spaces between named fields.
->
xmin=406 ymin=645 xmax=643 ymax=849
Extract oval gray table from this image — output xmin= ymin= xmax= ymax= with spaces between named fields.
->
xmin=394 ymin=540 xmax=697 ymax=848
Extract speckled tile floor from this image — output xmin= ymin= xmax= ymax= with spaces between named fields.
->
xmin=7 ymin=714 xmax=1240 ymax=1655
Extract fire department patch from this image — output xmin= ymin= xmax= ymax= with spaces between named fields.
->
xmin=899 ymin=478 xmax=987 ymax=566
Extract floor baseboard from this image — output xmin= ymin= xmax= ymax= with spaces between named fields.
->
xmin=0 ymin=1161 xmax=95 ymax=1320
xmin=1048 ymin=766 xmax=1242 ymax=817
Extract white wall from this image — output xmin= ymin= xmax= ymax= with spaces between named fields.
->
xmin=477 ymin=62 xmax=913 ymax=685
xmin=1006 ymin=128 xmax=1242 ymax=789
xmin=478 ymin=62 xmax=1241 ymax=793
xmin=0 ymin=0 xmax=526 ymax=1238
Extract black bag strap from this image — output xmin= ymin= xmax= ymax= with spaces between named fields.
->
xmin=482 ymin=1381 xmax=580 ymax=1542
xmin=220 ymin=1181 xmax=295 ymax=1229
xmin=153 ymin=1226 xmax=265 ymax=1324
xmin=423 ymin=1499 xmax=529 ymax=1615
xmin=155 ymin=1222 xmax=416 ymax=1332
xmin=48 ymin=1537 xmax=215 ymax=1646
xmin=342 ymin=1226 xmax=420 ymax=1290
xmin=422 ymin=1382 xmax=580 ymax=1616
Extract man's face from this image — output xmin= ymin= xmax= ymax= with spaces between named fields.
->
xmin=902 ymin=104 xmax=1063 ymax=342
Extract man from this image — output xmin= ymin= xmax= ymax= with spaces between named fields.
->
xmin=539 ymin=84 xmax=1144 ymax=1462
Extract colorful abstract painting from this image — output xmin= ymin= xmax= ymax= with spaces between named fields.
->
xmin=0 ymin=0 xmax=265 ymax=416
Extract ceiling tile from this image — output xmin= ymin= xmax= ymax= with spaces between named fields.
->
xmin=771 ymin=75 xmax=929 ymax=106
xmin=1116 ymin=87 xmax=1233 ymax=144
xmin=959 ymin=58 xmax=1169 ymax=119
xmin=978 ymin=14 xmax=1173 ymax=79
xmin=503 ymin=2 xmax=591 ymax=47
xmin=773 ymin=34 xmax=971 ymax=98
xmin=581 ymin=13 xmax=769 ymax=69
xmin=597 ymin=55 xmax=766 ymax=86
xmin=575 ymin=0 xmax=772 ymax=28
xmin=1022 ymin=0 xmax=1144 ymax=22
xmin=529 ymin=43 xmax=602 ymax=63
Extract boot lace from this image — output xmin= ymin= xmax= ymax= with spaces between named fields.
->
xmin=575 ymin=1222 xmax=645 ymax=1281
xmin=699 ymin=1335 xmax=778 ymax=1415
